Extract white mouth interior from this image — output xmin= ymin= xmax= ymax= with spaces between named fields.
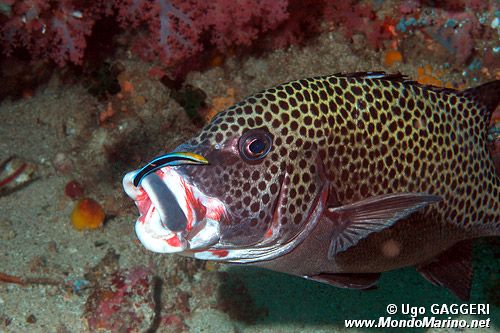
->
xmin=122 ymin=167 xmax=223 ymax=254
xmin=136 ymin=200 xmax=183 ymax=253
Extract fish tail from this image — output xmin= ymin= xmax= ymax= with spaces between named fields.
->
xmin=461 ymin=80 xmax=500 ymax=236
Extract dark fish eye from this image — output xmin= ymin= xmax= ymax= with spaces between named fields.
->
xmin=248 ymin=139 xmax=266 ymax=155
xmin=239 ymin=128 xmax=273 ymax=162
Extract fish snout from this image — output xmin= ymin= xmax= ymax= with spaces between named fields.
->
xmin=123 ymin=171 xmax=143 ymax=201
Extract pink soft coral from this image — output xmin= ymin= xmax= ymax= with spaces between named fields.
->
xmin=1 ymin=0 xmax=291 ymax=67
xmin=204 ymin=0 xmax=289 ymax=49
xmin=1 ymin=0 xmax=101 ymax=65
xmin=116 ymin=0 xmax=289 ymax=65
xmin=49 ymin=2 xmax=95 ymax=65
xmin=116 ymin=0 xmax=205 ymax=65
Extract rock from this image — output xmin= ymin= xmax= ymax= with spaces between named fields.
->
xmin=351 ymin=33 xmax=367 ymax=51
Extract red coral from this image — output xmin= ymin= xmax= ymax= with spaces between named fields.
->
xmin=1 ymin=1 xmax=102 ymax=65
xmin=204 ymin=0 xmax=289 ymax=49
xmin=324 ymin=0 xmax=392 ymax=49
xmin=85 ymin=266 xmax=155 ymax=332
xmin=0 ymin=0 xmax=495 ymax=71
xmin=116 ymin=0 xmax=290 ymax=65
xmin=1 ymin=0 xmax=292 ymax=67
xmin=49 ymin=3 xmax=95 ymax=65
xmin=267 ymin=0 xmax=325 ymax=48
xmin=116 ymin=0 xmax=205 ymax=65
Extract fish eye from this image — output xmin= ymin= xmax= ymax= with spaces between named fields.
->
xmin=238 ymin=128 xmax=273 ymax=162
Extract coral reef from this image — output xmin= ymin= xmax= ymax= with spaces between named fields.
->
xmin=1 ymin=0 xmax=498 ymax=98
xmin=84 ymin=265 xmax=158 ymax=331
xmin=396 ymin=0 xmax=498 ymax=67
xmin=2 ymin=1 xmax=495 ymax=67
xmin=0 ymin=0 xmax=289 ymax=68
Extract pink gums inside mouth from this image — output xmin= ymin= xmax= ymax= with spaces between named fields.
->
xmin=135 ymin=191 xmax=152 ymax=224
xmin=123 ymin=167 xmax=225 ymax=253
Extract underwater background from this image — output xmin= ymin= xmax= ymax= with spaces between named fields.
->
xmin=0 ymin=0 xmax=499 ymax=332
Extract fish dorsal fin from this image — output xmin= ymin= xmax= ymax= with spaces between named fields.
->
xmin=416 ymin=240 xmax=473 ymax=301
xmin=306 ymin=272 xmax=380 ymax=290
xmin=326 ymin=193 xmax=442 ymax=259
xmin=461 ymin=80 xmax=500 ymax=125
xmin=334 ymin=72 xmax=457 ymax=95
xmin=335 ymin=71 xmax=409 ymax=82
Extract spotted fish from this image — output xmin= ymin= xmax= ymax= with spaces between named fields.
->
xmin=123 ymin=72 xmax=500 ymax=300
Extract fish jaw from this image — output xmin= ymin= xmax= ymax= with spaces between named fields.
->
xmin=123 ymin=165 xmax=328 ymax=264
xmin=122 ymin=166 xmax=226 ymax=254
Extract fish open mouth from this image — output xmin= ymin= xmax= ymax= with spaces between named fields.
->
xmin=123 ymin=165 xmax=328 ymax=263
xmin=123 ymin=166 xmax=225 ymax=253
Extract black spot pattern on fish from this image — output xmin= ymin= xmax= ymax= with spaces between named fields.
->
xmin=179 ymin=73 xmax=499 ymax=245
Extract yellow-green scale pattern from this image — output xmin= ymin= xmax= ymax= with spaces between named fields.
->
xmin=182 ymin=73 xmax=499 ymax=253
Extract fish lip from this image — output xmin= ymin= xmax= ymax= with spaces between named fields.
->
xmin=123 ymin=167 xmax=223 ymax=253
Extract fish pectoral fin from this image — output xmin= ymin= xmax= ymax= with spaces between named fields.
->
xmin=306 ymin=272 xmax=380 ymax=290
xmin=326 ymin=193 xmax=442 ymax=259
xmin=416 ymin=240 xmax=472 ymax=301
